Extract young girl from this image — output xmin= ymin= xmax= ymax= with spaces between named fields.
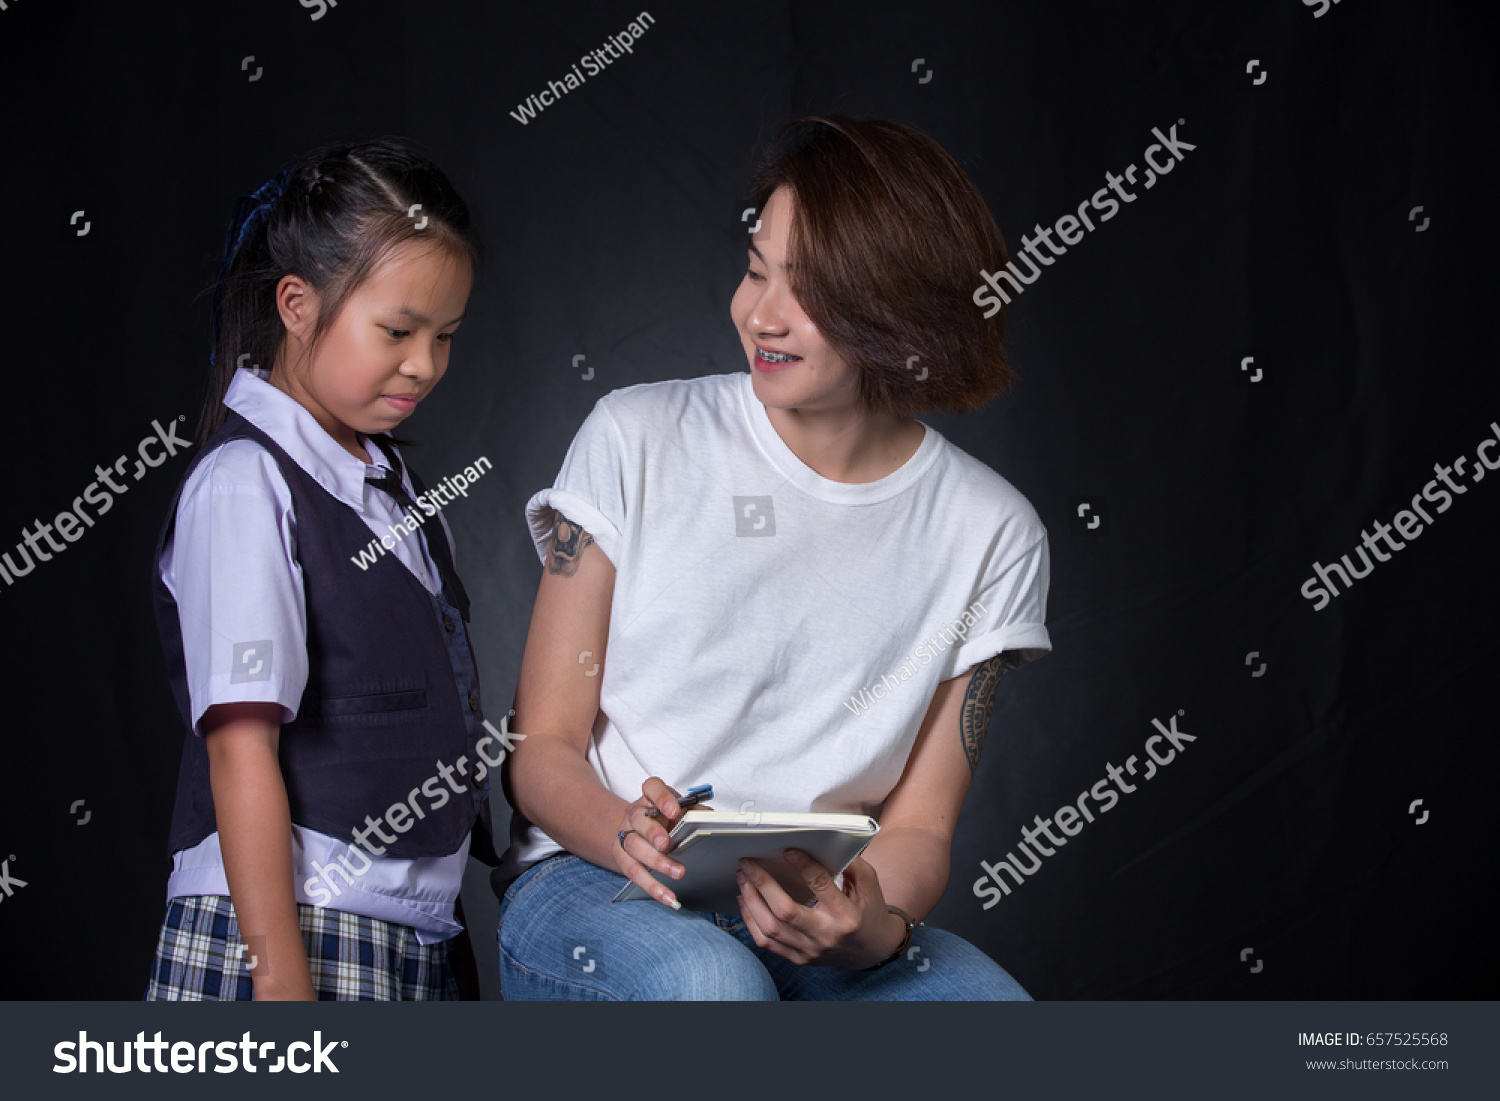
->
xmin=494 ymin=117 xmax=1050 ymax=999
xmin=146 ymin=138 xmax=497 ymax=1000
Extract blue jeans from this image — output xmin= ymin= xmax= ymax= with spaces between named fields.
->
xmin=496 ymin=853 xmax=1033 ymax=1001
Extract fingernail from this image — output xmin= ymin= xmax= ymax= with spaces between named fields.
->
xmin=665 ymin=896 xmax=682 ymax=910
xmin=784 ymin=850 xmax=800 ymax=863
xmin=736 ymin=871 xmax=747 ymax=885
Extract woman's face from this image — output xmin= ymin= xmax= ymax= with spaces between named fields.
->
xmin=731 ymin=186 xmax=861 ymax=412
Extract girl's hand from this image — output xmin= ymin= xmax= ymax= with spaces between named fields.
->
xmin=611 ymin=777 xmax=711 ymax=909
xmin=736 ymin=852 xmax=907 ymax=970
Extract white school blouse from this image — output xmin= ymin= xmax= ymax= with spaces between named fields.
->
xmin=159 ymin=367 xmax=469 ymax=943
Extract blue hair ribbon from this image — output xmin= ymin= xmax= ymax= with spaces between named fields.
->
xmin=208 ymin=166 xmax=294 ymax=366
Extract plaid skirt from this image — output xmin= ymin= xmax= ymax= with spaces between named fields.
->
xmin=144 ymin=895 xmax=462 ymax=1001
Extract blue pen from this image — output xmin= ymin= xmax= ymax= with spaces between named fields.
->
xmin=645 ymin=783 xmax=713 ymax=818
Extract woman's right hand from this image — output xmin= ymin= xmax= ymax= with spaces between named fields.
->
xmin=612 ymin=777 xmax=706 ymax=909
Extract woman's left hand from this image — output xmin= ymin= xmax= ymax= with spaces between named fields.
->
xmin=736 ymin=851 xmax=907 ymax=970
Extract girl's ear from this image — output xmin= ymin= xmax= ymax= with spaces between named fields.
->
xmin=274 ymin=273 xmax=318 ymax=341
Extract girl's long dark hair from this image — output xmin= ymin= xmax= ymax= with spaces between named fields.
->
xmin=198 ymin=137 xmax=483 ymax=446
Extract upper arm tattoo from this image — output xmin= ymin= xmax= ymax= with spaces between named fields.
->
xmin=547 ymin=516 xmax=595 ymax=576
xmin=959 ymin=652 xmax=1014 ymax=773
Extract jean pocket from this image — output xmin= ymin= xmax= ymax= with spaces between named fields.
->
xmin=503 ymin=853 xmax=578 ymax=910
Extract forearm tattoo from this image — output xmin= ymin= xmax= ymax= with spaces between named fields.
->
xmin=959 ymin=652 xmax=1014 ymax=773
xmin=547 ymin=516 xmax=594 ymax=576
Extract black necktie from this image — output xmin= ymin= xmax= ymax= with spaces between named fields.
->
xmin=364 ymin=454 xmax=471 ymax=622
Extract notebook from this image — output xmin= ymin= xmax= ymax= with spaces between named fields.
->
xmin=610 ymin=809 xmax=880 ymax=911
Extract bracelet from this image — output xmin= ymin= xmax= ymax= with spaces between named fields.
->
xmin=862 ymin=904 xmax=920 ymax=970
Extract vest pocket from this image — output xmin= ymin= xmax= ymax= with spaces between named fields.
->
xmin=300 ymin=685 xmax=430 ymax=719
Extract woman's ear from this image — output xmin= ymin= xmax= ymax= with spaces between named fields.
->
xmin=274 ymin=273 xmax=318 ymax=342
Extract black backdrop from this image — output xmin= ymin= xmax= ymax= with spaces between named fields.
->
xmin=0 ymin=0 xmax=1495 ymax=1001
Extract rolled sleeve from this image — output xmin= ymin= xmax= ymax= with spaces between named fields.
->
xmin=524 ymin=398 xmax=629 ymax=569
xmin=941 ymin=531 xmax=1052 ymax=681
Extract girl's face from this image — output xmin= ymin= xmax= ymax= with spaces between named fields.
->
xmin=273 ymin=241 xmax=473 ymax=456
xmin=730 ymin=186 xmax=861 ymax=413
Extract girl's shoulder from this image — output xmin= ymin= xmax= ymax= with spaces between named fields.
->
xmin=177 ymin=436 xmax=295 ymax=514
xmin=165 ymin=438 xmax=300 ymax=581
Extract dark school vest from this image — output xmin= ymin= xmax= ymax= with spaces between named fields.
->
xmin=153 ymin=410 xmax=498 ymax=863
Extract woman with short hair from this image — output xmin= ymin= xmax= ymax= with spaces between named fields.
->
xmin=494 ymin=116 xmax=1050 ymax=1000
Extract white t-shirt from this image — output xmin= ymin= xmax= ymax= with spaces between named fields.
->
xmin=496 ymin=371 xmax=1051 ymax=879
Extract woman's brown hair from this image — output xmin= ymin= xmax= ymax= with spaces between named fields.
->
xmin=751 ymin=116 xmax=1014 ymax=416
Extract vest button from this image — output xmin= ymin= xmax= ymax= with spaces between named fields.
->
xmin=443 ymin=616 xmax=455 ymax=633
xmin=469 ymin=693 xmax=479 ymax=711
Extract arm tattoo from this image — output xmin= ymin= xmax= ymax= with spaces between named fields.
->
xmin=959 ymin=652 xmax=1013 ymax=773
xmin=547 ymin=516 xmax=595 ymax=576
